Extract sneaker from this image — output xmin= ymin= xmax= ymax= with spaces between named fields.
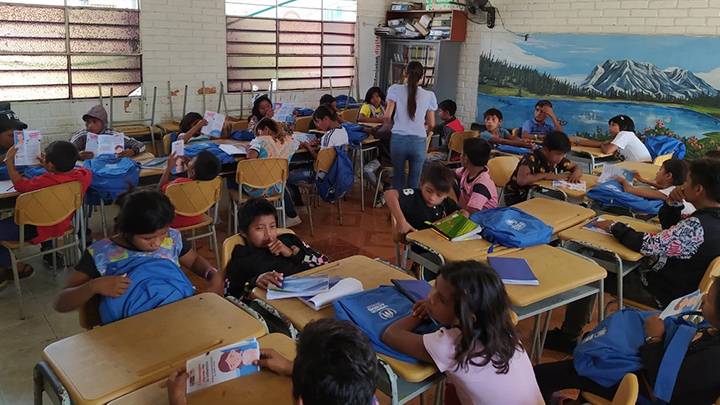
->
xmin=285 ymin=215 xmax=302 ymax=228
xmin=374 ymin=194 xmax=386 ymax=208
xmin=543 ymin=327 xmax=579 ymax=355
xmin=43 ymin=252 xmax=65 ymax=268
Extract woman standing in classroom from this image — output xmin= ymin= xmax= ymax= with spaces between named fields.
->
xmin=384 ymin=61 xmax=437 ymax=190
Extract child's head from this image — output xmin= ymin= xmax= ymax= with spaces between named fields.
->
xmin=44 ymin=141 xmax=79 ymax=173
xmin=541 ymin=130 xmax=572 ymax=165
xmin=685 ymin=158 xmax=720 ymax=205
xmin=238 ymin=197 xmax=278 ymax=248
xmin=114 ymin=189 xmax=175 ymax=251
xmin=430 ymin=260 xmax=519 ymax=373
xmin=608 ymin=115 xmax=635 ymax=135
xmin=654 ymin=158 xmax=688 ymax=187
xmin=483 ymin=108 xmax=503 ymax=132
xmin=254 ymin=117 xmax=282 ymax=137
xmin=319 ymin=94 xmax=337 ymax=111
xmin=363 ymin=87 xmax=385 ymax=108
xmin=704 ymin=150 xmax=720 ymax=160
xmin=82 ymin=104 xmax=109 ymax=134
xmin=419 ymin=164 xmax=455 ymax=207
xmin=0 ymin=109 xmax=27 ymax=150
xmin=251 ymin=94 xmax=273 ymax=120
xmin=461 ymin=137 xmax=491 ymax=168
xmin=534 ymin=100 xmax=552 ymax=122
xmin=312 ymin=104 xmax=339 ymax=132
xmin=437 ymin=99 xmax=457 ymax=121
xmin=188 ymin=150 xmax=220 ymax=181
xmin=292 ymin=318 xmax=377 ymax=405
xmin=179 ymin=112 xmax=203 ymax=134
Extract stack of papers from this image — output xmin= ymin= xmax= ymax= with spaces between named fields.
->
xmin=299 ymin=277 xmax=363 ymax=311
xmin=488 ymin=256 xmax=539 ymax=286
xmin=266 ymin=275 xmax=330 ymax=300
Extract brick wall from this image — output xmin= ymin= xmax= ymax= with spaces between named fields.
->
xmin=454 ymin=0 xmax=720 ymax=125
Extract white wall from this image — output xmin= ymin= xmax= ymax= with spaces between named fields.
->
xmin=454 ymin=0 xmax=720 ymax=125
xmin=7 ymin=0 xmax=391 ymax=144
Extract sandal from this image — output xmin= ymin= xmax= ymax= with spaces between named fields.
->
xmin=0 ymin=264 xmax=35 ymax=283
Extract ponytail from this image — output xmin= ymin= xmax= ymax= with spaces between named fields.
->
xmin=405 ymin=61 xmax=424 ymax=120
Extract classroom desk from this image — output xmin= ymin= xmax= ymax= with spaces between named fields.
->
xmin=594 ymin=161 xmax=659 ymax=181
xmin=359 ymin=121 xmax=381 ymax=127
xmin=252 ymin=256 xmax=443 ymax=405
xmin=533 ymin=172 xmax=599 ymax=201
xmin=513 ymin=197 xmax=596 ymax=235
xmin=567 ymin=145 xmax=618 ymax=173
xmin=558 ymin=214 xmax=662 ymax=309
xmin=107 ymin=334 xmax=295 ymax=405
xmin=488 ymin=245 xmax=606 ymax=363
xmin=40 ymin=294 xmax=266 ymax=405
xmin=0 ymin=179 xmax=19 ymax=199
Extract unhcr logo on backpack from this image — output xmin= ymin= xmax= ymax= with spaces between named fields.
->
xmin=505 ymin=218 xmax=527 ymax=231
xmin=367 ymin=302 xmax=397 ymax=320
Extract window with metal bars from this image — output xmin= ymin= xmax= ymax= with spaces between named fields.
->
xmin=226 ymin=0 xmax=356 ymax=92
xmin=0 ymin=1 xmax=141 ymax=102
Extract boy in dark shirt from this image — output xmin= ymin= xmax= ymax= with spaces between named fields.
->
xmin=224 ymin=197 xmax=329 ymax=298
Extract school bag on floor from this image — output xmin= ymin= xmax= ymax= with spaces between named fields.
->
xmin=333 ymin=286 xmax=441 ymax=363
xmin=469 ymin=207 xmax=552 ymax=250
xmin=316 ymin=146 xmax=353 ymax=202
xmin=184 ymin=142 xmax=235 ymax=164
xmin=98 ymin=256 xmax=194 ymax=324
xmin=83 ymin=156 xmax=141 ymax=203
xmin=644 ymin=135 xmax=686 ymax=160
xmin=496 ymin=144 xmax=533 ymax=155
xmin=574 ymin=308 xmax=710 ymax=402
xmin=586 ymin=179 xmax=664 ymax=215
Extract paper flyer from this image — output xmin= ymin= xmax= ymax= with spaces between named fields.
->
xmin=185 ymin=338 xmax=260 ymax=394
xmin=85 ymin=133 xmax=124 ymax=157
xmin=659 ymin=290 xmax=703 ymax=320
xmin=171 ymin=140 xmax=185 ymax=174
xmin=552 ymin=179 xmax=587 ymax=192
xmin=582 ymin=218 xmax=612 ymax=235
xmin=13 ymin=130 xmax=42 ymax=166
xmin=598 ymin=163 xmax=634 ymax=184
xmin=201 ymin=111 xmax=225 ymax=138
xmin=274 ymin=103 xmax=295 ymax=123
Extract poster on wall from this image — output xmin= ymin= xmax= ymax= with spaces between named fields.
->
xmin=476 ymin=33 xmax=720 ymax=158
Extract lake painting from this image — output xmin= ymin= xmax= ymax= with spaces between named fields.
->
xmin=476 ymin=33 xmax=720 ymax=158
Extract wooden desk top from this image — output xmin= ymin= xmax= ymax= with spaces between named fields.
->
xmin=253 ymin=256 xmax=439 ymax=383
xmin=534 ymin=173 xmax=599 ymax=199
xmin=0 ymin=180 xmax=19 ymax=199
xmin=43 ymin=294 xmax=266 ymax=405
xmin=595 ymin=161 xmax=659 ymax=181
xmin=558 ymin=214 xmax=662 ymax=262
xmin=405 ymin=229 xmax=514 ymax=262
xmin=107 ymin=334 xmax=295 ymax=405
xmin=489 ymin=244 xmax=607 ymax=307
xmin=514 ymin=198 xmax=596 ymax=234
xmin=571 ymin=145 xmax=615 ymax=158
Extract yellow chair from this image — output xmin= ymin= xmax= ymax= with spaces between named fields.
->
xmin=582 ymin=373 xmax=639 ymax=405
xmin=372 ymin=132 xmax=434 ymax=208
xmin=341 ymin=108 xmax=359 ymax=123
xmin=231 ymin=120 xmax=249 ymax=132
xmin=220 ymin=229 xmax=295 ymax=278
xmin=155 ymin=121 xmax=180 ymax=137
xmin=487 ymin=156 xmax=520 ymax=205
xmin=162 ymin=134 xmax=171 ymax=157
xmin=297 ymin=148 xmax=343 ymax=236
xmin=228 ymin=158 xmax=289 ymax=235
xmin=165 ymin=177 xmax=223 ymax=266
xmin=443 ymin=130 xmax=478 ymax=166
xmin=3 ymin=181 xmax=84 ymax=319
xmin=295 ymin=116 xmax=312 ymax=133
xmin=512 ymin=127 xmax=521 ymax=138
xmin=653 ymin=152 xmax=673 ymax=166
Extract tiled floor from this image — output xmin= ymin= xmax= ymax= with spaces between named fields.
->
xmin=0 ymin=183 xmax=598 ymax=404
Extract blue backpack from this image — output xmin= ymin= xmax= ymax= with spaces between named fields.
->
xmin=99 ymin=256 xmax=194 ymax=325
xmin=184 ymin=143 xmax=235 ymax=164
xmin=316 ymin=146 xmax=354 ymax=203
xmin=335 ymin=95 xmax=360 ymax=109
xmin=586 ymin=179 xmax=664 ymax=215
xmin=574 ymin=308 xmax=710 ymax=402
xmin=83 ymin=156 xmax=141 ymax=202
xmin=230 ymin=129 xmax=255 ymax=141
xmin=341 ymin=122 xmax=368 ymax=144
xmin=0 ymin=165 xmax=27 ymax=180
xmin=470 ymin=207 xmax=553 ymax=250
xmin=334 ymin=286 xmax=441 ymax=363
xmin=295 ymin=107 xmax=314 ymax=116
xmin=23 ymin=166 xmax=47 ymax=178
xmin=496 ymin=144 xmax=533 ymax=155
xmin=644 ymin=135 xmax=686 ymax=160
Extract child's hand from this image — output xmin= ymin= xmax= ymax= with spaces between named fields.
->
xmin=268 ymin=239 xmax=293 ymax=257
xmin=90 ymin=274 xmax=132 ymax=297
xmin=593 ymin=220 xmax=614 ymax=232
xmin=567 ymin=171 xmax=582 ymax=183
xmin=256 ymin=348 xmax=293 ymax=377
xmin=632 ymin=171 xmax=642 ymax=181
xmin=256 ymin=271 xmax=283 ymax=290
xmin=116 ymin=149 xmax=136 ymax=158
xmin=265 ymin=109 xmax=274 ymax=119
xmin=395 ymin=219 xmax=417 ymax=235
xmin=644 ymin=314 xmax=665 ymax=340
xmin=412 ymin=299 xmax=430 ymax=319
xmin=611 ymin=175 xmax=628 ymax=185
xmin=79 ymin=151 xmax=94 ymax=160
xmin=194 ymin=119 xmax=209 ymax=129
xmin=4 ymin=146 xmax=17 ymax=163
xmin=165 ymin=152 xmax=178 ymax=172
xmin=167 ymin=366 xmax=189 ymax=405
xmin=667 ymin=185 xmax=686 ymax=204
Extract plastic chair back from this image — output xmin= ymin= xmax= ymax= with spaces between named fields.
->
xmin=221 ymin=230 xmax=296 ymax=277
xmin=512 ymin=127 xmax=521 ymax=138
xmin=653 ymin=152 xmax=673 ymax=166
xmin=446 ymin=130 xmax=478 ymax=162
xmin=295 ymin=116 xmax=312 ymax=133
xmin=165 ymin=177 xmax=222 ymax=217
xmin=15 ymin=181 xmax=83 ymax=226
xmin=700 ymin=256 xmax=720 ymax=293
xmin=487 ymin=156 xmax=520 ymax=189
xmin=315 ymin=147 xmax=337 ymax=174
xmin=341 ymin=109 xmax=359 ymax=124
xmin=163 ymin=134 xmax=171 ymax=155
xmin=231 ymin=120 xmax=249 ymax=132
xmin=235 ymin=158 xmax=289 ymax=191
xmin=426 ymin=131 xmax=433 ymax=153
xmin=582 ymin=373 xmax=638 ymax=405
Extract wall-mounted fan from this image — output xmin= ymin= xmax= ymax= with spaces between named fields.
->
xmin=466 ymin=0 xmax=495 ymax=28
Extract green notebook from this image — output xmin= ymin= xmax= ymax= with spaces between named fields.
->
xmin=430 ymin=212 xmax=483 ymax=242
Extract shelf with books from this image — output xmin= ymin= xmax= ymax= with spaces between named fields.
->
xmin=385 ymin=9 xmax=467 ymax=42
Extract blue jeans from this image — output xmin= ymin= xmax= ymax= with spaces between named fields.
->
xmin=391 ymin=134 xmax=426 ymax=190
xmin=0 ymin=216 xmax=51 ymax=268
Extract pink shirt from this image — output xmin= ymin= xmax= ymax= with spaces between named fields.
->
xmin=423 ymin=327 xmax=543 ymax=405
xmin=455 ymin=167 xmax=498 ymax=212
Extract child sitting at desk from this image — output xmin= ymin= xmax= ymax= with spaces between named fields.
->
xmin=248 ymin=94 xmax=296 ymax=134
xmin=613 ymin=158 xmax=695 ymax=216
xmin=502 ymin=130 xmax=582 ymax=207
xmin=174 ymin=112 xmax=230 ymax=144
xmin=158 ymin=150 xmax=221 ymax=228
xmin=517 ymin=99 xmax=563 ymax=141
xmin=0 ymin=109 xmax=26 ymax=161
xmin=426 ymin=99 xmax=464 ymax=163
xmin=382 ymin=260 xmax=543 ymax=404
xmin=358 ymin=86 xmax=386 ymax=124
xmin=0 ymin=141 xmax=92 ymax=286
xmin=571 ymin=115 xmax=651 ymax=162
xmin=71 ymin=104 xmax=146 ymax=160
xmin=54 ymin=189 xmax=223 ymax=323
xmin=167 ymin=318 xmax=379 ymax=405
xmin=456 ymin=137 xmax=498 ymax=214
xmin=224 ymin=197 xmax=329 ymax=298
xmin=480 ymin=108 xmax=534 ymax=148
xmin=546 ymin=158 xmax=720 ymax=354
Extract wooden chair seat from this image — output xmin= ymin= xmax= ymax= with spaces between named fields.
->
xmin=228 ymin=188 xmax=284 ymax=204
xmin=156 ymin=122 xmax=180 ymax=134
xmin=0 ymin=227 xmax=76 ymax=250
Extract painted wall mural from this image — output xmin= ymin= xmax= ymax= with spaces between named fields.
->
xmin=476 ymin=33 xmax=720 ymax=158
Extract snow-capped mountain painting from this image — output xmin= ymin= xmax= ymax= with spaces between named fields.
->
xmin=475 ymin=33 xmax=720 ymax=157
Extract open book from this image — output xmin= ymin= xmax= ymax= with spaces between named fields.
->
xmin=86 ymin=133 xmax=123 ymax=157
xmin=274 ymin=103 xmax=295 ymax=123
xmin=13 ymin=130 xmax=42 ymax=166
xmin=552 ymin=179 xmax=587 ymax=192
xmin=186 ymin=338 xmax=260 ymax=394
xmin=659 ymin=290 xmax=703 ymax=320
xmin=201 ymin=111 xmax=226 ymax=138
xmin=266 ymin=275 xmax=330 ymax=300
xmin=430 ymin=211 xmax=483 ymax=242
xmin=598 ymin=163 xmax=634 ymax=184
xmin=299 ymin=277 xmax=363 ymax=310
